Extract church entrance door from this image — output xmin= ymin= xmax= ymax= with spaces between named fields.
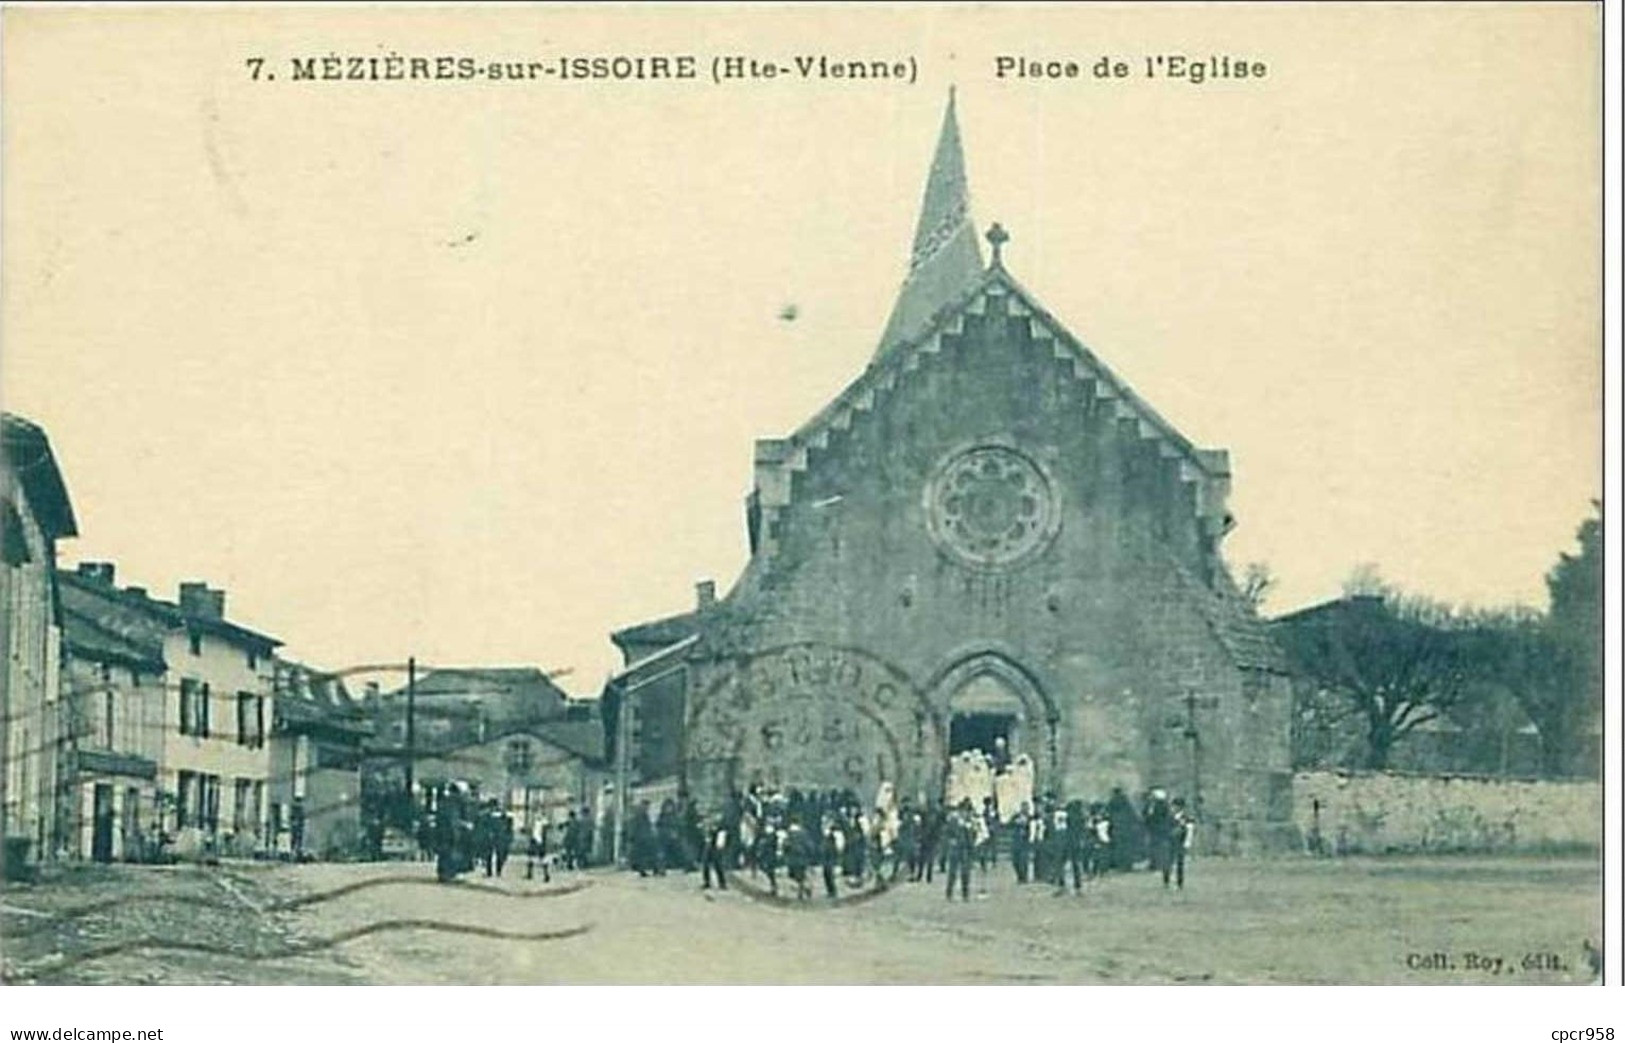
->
xmin=948 ymin=712 xmax=1015 ymax=760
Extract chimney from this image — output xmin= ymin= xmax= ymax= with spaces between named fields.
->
xmin=76 ymin=561 xmax=116 ymax=586
xmin=178 ymin=581 xmax=226 ymax=621
xmin=695 ymin=580 xmax=716 ymax=611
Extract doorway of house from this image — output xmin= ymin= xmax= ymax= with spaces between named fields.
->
xmin=91 ymin=783 xmax=114 ymax=863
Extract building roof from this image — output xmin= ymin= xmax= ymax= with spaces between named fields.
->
xmin=1175 ymin=561 xmax=1292 ymax=674
xmin=274 ymin=658 xmax=371 ymax=737
xmin=58 ymin=573 xmax=169 ymax=670
xmin=391 ymin=714 xmax=606 ymax=765
xmin=732 ymin=261 xmax=1239 ymax=617
xmin=1269 ymin=594 xmax=1386 ymax=628
xmin=611 ymin=633 xmax=700 ymax=683
xmin=523 ymin=718 xmax=606 ymax=762
xmin=2 ymin=413 xmax=78 ymax=540
xmin=58 ymin=566 xmax=282 ymax=655
xmin=384 ymin=666 xmax=572 ymax=722
xmin=609 ymin=610 xmax=699 ymax=653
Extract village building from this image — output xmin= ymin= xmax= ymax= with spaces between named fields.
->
xmin=269 ymin=659 xmax=372 ymax=859
xmin=410 ymin=716 xmax=606 ymax=833
xmin=1 ymin=413 xmax=78 ymax=873
xmin=363 ymin=666 xmax=602 ymax=836
xmin=57 ymin=564 xmax=281 ymax=859
xmin=604 ymin=97 xmax=1297 ymax=850
xmin=57 ymin=564 xmax=167 ymax=862
xmin=370 ymin=665 xmax=576 ymax=752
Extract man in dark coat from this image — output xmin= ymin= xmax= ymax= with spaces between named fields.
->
xmin=701 ymin=809 xmax=731 ymax=891
xmin=1054 ymin=800 xmax=1087 ymax=895
xmin=919 ymin=803 xmax=944 ymax=883
xmin=1032 ymin=794 xmax=1054 ymax=883
xmin=494 ymin=809 xmax=514 ymax=877
xmin=1145 ymin=792 xmax=1193 ymax=889
xmin=820 ymin=814 xmax=844 ymax=899
xmin=1009 ymin=804 xmax=1032 ymax=884
xmin=943 ymin=800 xmax=976 ymax=901
xmin=754 ymin=819 xmax=782 ymax=896
xmin=785 ymin=822 xmax=815 ymax=901
xmin=473 ymin=802 xmax=497 ymax=877
xmin=561 ymin=811 xmax=581 ymax=870
xmin=1107 ymin=786 xmax=1145 ymax=871
xmin=629 ymin=800 xmax=659 ymax=878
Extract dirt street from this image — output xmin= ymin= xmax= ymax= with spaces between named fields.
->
xmin=230 ymin=854 xmax=1600 ymax=985
xmin=2 ymin=855 xmax=1598 ymax=985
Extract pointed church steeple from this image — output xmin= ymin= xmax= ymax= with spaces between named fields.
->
xmin=874 ymin=90 xmax=985 ymax=363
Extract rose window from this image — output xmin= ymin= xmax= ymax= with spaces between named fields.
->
xmin=926 ymin=445 xmax=1059 ymax=568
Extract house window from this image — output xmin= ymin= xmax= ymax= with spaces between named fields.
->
xmin=237 ymin=688 xmax=264 ymax=747
xmin=179 ymin=679 xmax=211 ymax=738
xmin=176 ymin=770 xmax=197 ymax=828
xmin=103 ymin=690 xmax=116 ymax=749
xmin=247 ymin=650 xmax=258 ymax=671
xmin=179 ymin=680 xmax=198 ymax=736
xmin=188 ymin=631 xmax=202 ymax=656
xmin=233 ymin=778 xmax=251 ymax=832
xmin=506 ymin=739 xmax=533 ymax=775
xmin=236 ymin=692 xmax=263 ymax=748
xmin=201 ymin=774 xmax=221 ymax=833
xmin=251 ymin=780 xmax=265 ymax=842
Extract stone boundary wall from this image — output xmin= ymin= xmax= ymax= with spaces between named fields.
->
xmin=1293 ymin=770 xmax=1601 ymax=854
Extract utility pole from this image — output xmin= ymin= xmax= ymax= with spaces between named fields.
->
xmin=404 ymin=656 xmax=416 ymax=825
xmin=0 ymin=532 xmax=12 ymax=884
xmin=1183 ymin=690 xmax=1203 ymax=815
xmin=612 ymin=679 xmax=630 ymax=865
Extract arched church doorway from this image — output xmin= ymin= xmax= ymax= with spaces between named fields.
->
xmin=946 ymin=672 xmax=1027 ymax=765
xmin=931 ymin=652 xmax=1058 ymax=803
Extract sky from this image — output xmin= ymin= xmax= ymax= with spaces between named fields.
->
xmin=1 ymin=6 xmax=1601 ymax=694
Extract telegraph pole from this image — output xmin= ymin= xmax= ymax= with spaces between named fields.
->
xmin=0 ymin=541 xmax=12 ymax=884
xmin=612 ymin=679 xmax=630 ymax=865
xmin=404 ymin=656 xmax=416 ymax=823
xmin=1183 ymin=690 xmax=1203 ymax=814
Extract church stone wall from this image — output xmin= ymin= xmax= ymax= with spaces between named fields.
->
xmin=1293 ymin=771 xmax=1600 ymax=854
xmin=685 ymin=287 xmax=1294 ymax=845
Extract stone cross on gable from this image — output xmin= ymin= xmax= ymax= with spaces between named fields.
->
xmin=986 ymin=222 xmax=1010 ymax=267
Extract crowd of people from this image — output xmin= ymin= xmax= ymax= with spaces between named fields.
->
xmin=622 ymin=781 xmax=1198 ymax=901
xmin=413 ymin=771 xmax=1197 ymax=899
xmin=417 ymin=781 xmax=597 ymax=884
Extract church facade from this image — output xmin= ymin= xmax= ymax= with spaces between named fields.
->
xmin=605 ymin=97 xmax=1295 ymax=851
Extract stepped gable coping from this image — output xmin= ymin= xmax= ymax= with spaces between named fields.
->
xmin=759 ymin=264 xmax=1232 ymax=527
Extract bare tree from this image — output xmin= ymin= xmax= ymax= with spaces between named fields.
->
xmin=1341 ymin=562 xmax=1388 ymax=598
xmin=1274 ymin=585 xmax=1483 ymax=771
xmin=1239 ymin=561 xmax=1276 ymax=613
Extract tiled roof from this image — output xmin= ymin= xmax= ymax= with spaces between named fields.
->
xmin=274 ymin=658 xmax=370 ymax=736
xmin=524 ymin=718 xmax=606 ymax=762
xmin=1165 ymin=555 xmax=1291 ymax=674
xmin=57 ymin=567 xmax=281 ymax=653
xmin=609 ymin=611 xmax=699 ymax=650
xmin=2 ymin=413 xmax=77 ymax=539
xmin=383 ymin=666 xmax=571 ymax=727
xmin=58 ymin=576 xmax=168 ymax=669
